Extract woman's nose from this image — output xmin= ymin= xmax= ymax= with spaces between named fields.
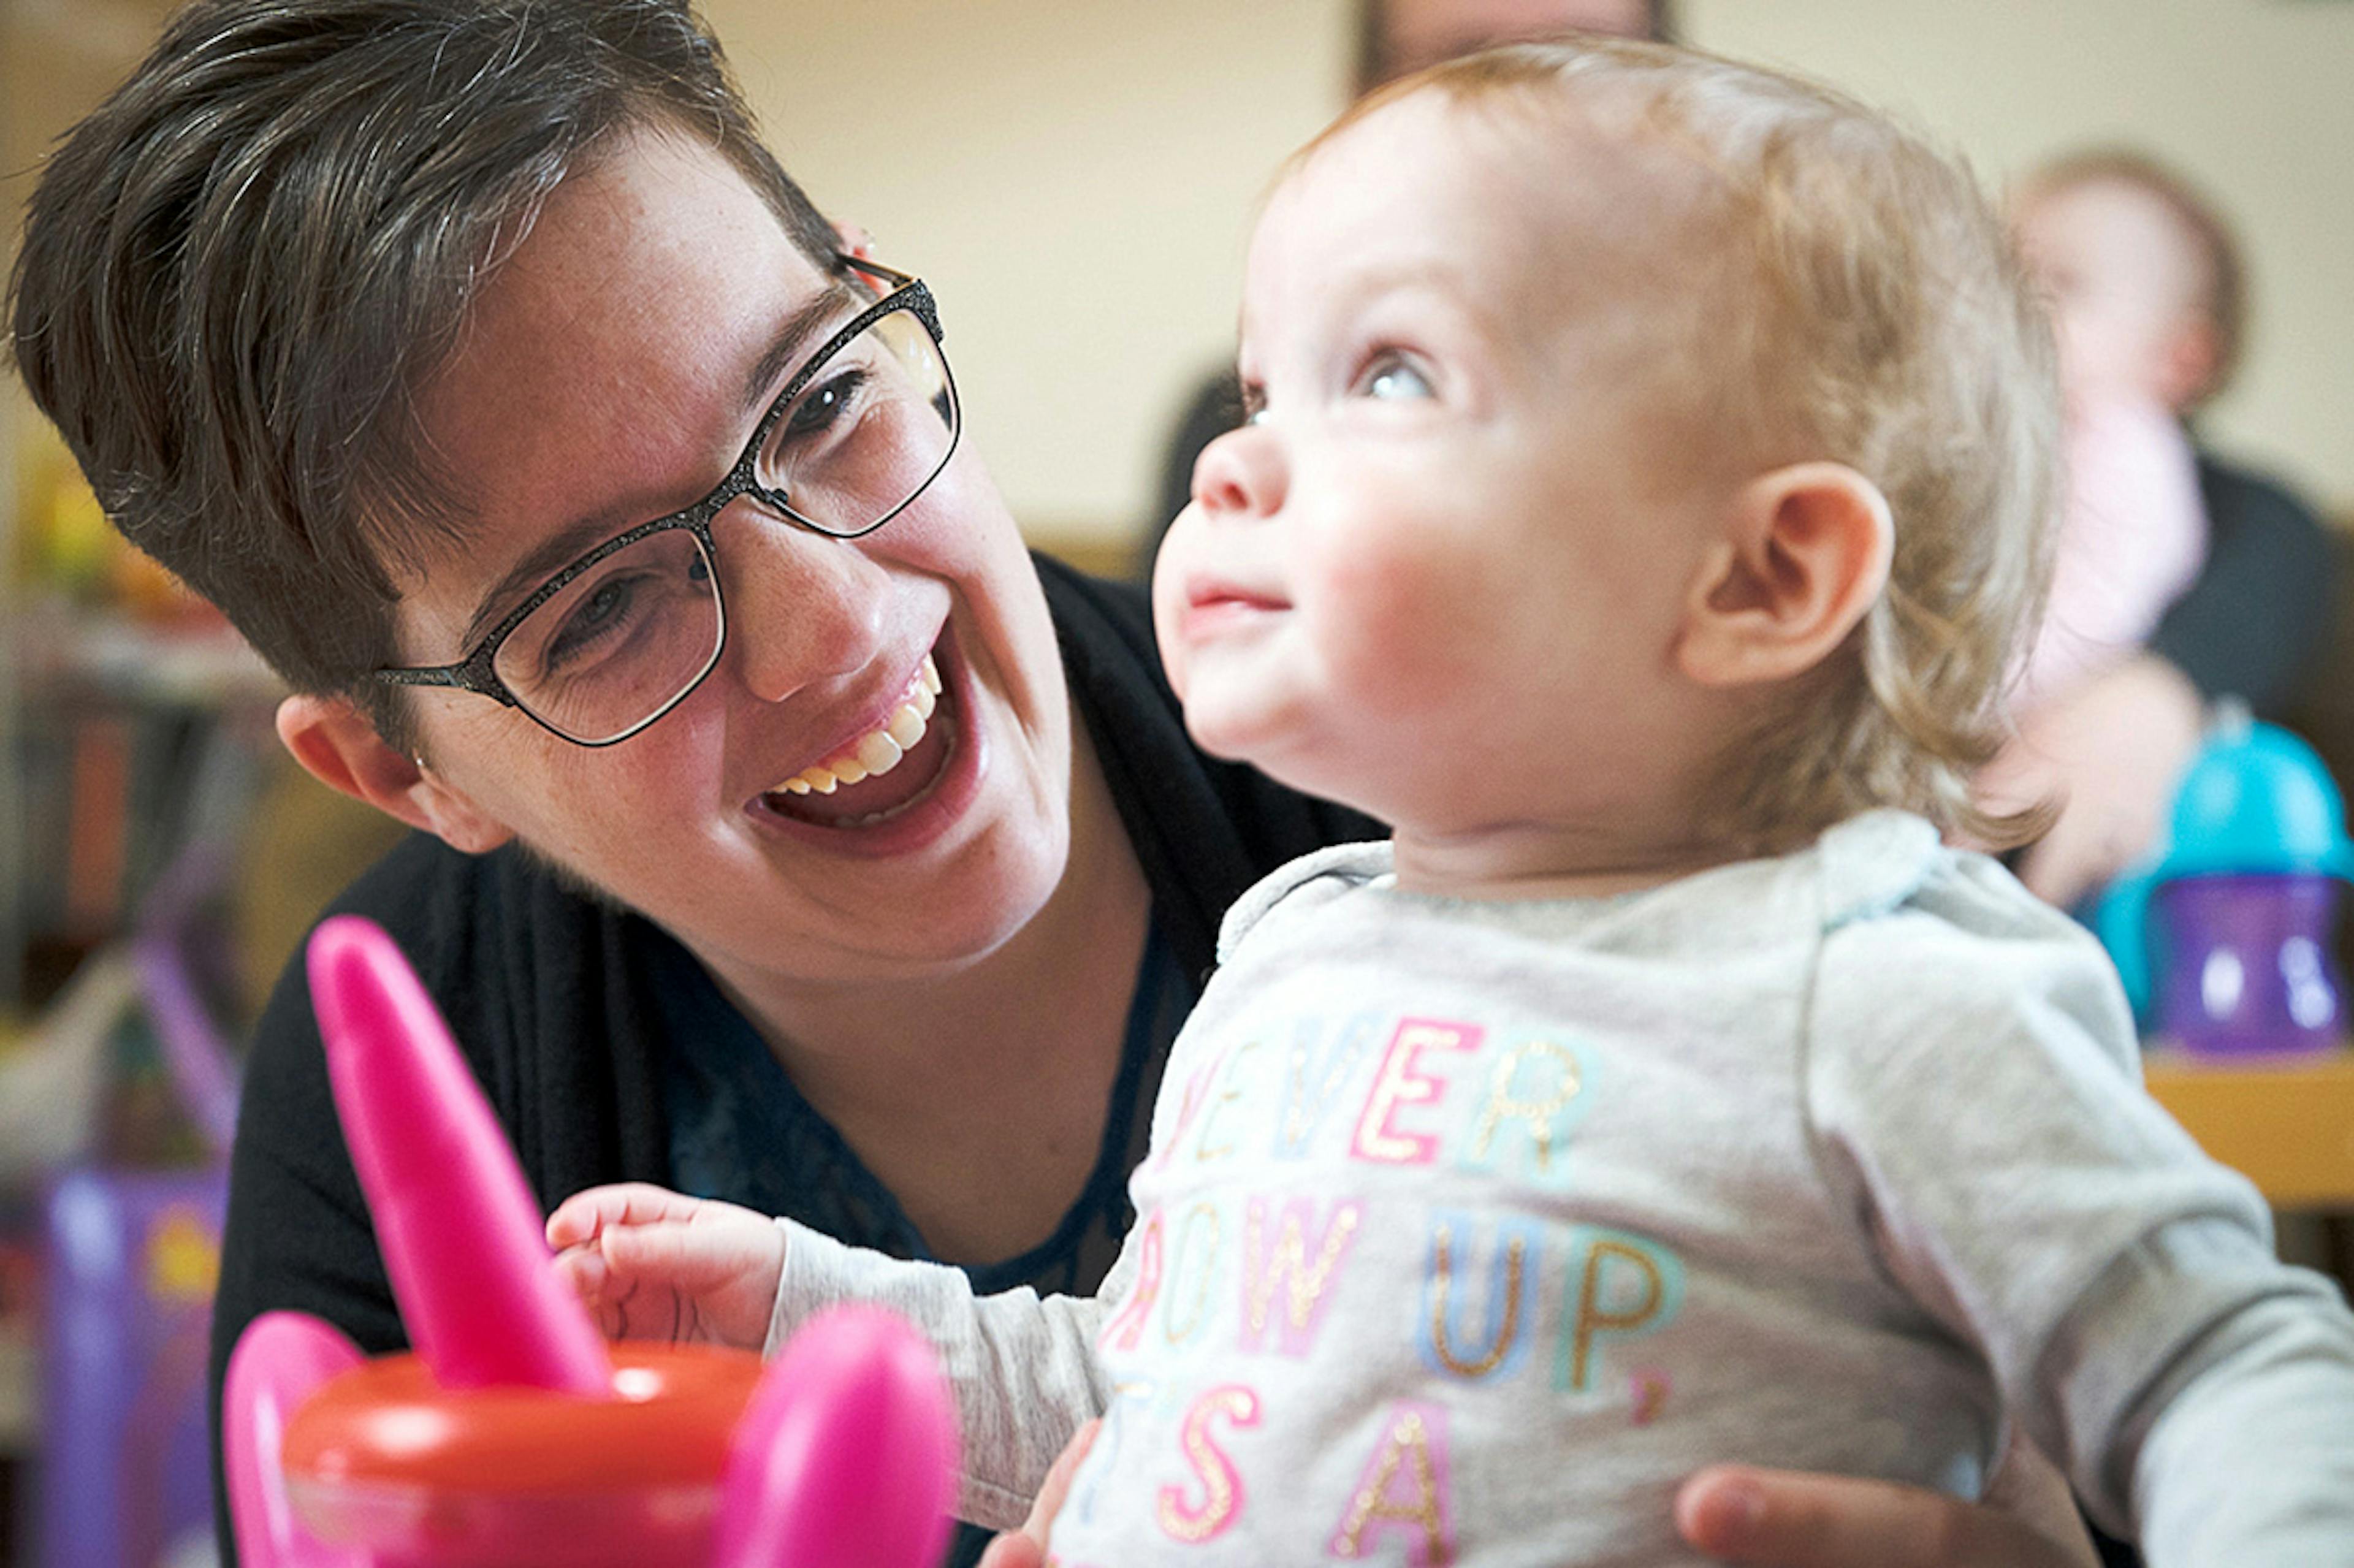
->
xmin=1190 ymin=425 xmax=1287 ymax=521
xmin=714 ymin=503 xmax=891 ymax=704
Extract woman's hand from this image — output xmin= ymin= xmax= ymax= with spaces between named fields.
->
xmin=545 ymin=1181 xmax=785 ymax=1349
xmin=976 ymin=1420 xmax=1100 ymax=1568
xmin=1676 ymin=1434 xmax=2100 ymax=1568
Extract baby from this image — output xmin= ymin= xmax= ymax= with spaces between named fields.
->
xmin=551 ymin=39 xmax=2354 ymax=1565
xmin=2009 ymin=151 xmax=2229 ymax=714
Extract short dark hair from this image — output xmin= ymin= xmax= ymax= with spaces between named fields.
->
xmin=7 ymin=0 xmax=838 ymax=747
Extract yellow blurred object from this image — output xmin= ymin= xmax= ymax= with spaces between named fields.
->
xmin=109 ymin=539 xmax=211 ymax=625
xmin=145 ymin=1205 xmax=222 ymax=1304
xmin=29 ymin=457 xmax=113 ymax=598
xmin=15 ymin=446 xmax=223 ymax=626
xmin=2145 ymin=1050 xmax=2354 ymax=1208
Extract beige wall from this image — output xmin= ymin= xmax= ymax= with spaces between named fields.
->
xmin=703 ymin=0 xmax=1352 ymax=560
xmin=709 ymin=0 xmax=2351 ymax=555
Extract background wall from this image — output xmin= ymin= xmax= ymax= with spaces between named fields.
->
xmin=702 ymin=0 xmax=1353 ymax=562
xmin=703 ymin=0 xmax=2353 ymax=559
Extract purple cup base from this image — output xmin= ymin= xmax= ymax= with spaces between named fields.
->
xmin=2155 ymin=873 xmax=2347 ymax=1059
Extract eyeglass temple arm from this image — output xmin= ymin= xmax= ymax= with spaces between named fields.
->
xmin=835 ymin=256 xmax=942 ymax=341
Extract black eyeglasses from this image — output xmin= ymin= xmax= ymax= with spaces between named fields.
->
xmin=371 ymin=258 xmax=959 ymax=747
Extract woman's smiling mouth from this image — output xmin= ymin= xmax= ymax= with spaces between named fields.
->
xmin=756 ymin=654 xmax=959 ymax=829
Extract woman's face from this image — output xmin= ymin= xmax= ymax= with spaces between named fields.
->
xmin=393 ymin=127 xmax=1077 ymax=989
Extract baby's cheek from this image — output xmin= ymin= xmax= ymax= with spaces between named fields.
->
xmin=1316 ymin=550 xmax=1478 ymax=714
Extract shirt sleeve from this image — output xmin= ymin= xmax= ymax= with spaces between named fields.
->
xmin=1804 ymin=862 xmax=2354 ymax=1561
xmin=768 ymin=1219 xmax=1133 ymax=1530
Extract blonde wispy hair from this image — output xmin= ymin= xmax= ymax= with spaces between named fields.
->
xmin=1312 ymin=36 xmax=2060 ymax=852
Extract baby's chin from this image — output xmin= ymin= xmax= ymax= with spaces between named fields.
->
xmin=1180 ymin=706 xmax=1262 ymax=769
xmin=1186 ymin=710 xmax=1387 ymax=820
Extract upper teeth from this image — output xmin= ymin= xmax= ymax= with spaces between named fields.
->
xmin=770 ymin=655 xmax=942 ymax=796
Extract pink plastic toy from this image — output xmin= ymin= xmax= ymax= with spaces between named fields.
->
xmin=223 ymin=915 xmax=961 ymax=1568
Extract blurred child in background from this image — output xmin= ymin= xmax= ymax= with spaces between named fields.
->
xmin=1984 ymin=150 xmax=2333 ymax=908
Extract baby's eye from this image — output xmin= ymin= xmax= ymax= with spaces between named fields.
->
xmin=1239 ymin=381 xmax=1269 ymax=426
xmin=1356 ymin=352 xmax=1435 ymax=402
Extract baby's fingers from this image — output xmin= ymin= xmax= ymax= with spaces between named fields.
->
xmin=550 ymin=1243 xmax=627 ymax=1338
xmin=546 ymin=1181 xmax=708 ymax=1249
xmin=593 ymin=1214 xmax=758 ymax=1290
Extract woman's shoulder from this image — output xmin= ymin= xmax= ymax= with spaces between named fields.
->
xmin=256 ymin=834 xmax=634 ymax=1079
xmin=325 ymin=832 xmax=619 ymax=973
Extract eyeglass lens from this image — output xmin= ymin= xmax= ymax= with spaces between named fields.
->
xmin=491 ymin=302 xmax=958 ymax=744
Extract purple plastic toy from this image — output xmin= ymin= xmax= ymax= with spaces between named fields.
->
xmin=222 ymin=916 xmax=960 ymax=1568
xmin=40 ymin=1169 xmax=224 ymax=1568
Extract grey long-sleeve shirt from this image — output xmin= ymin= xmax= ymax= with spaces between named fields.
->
xmin=773 ymin=811 xmax=2354 ymax=1565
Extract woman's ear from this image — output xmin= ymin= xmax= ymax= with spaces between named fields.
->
xmin=275 ymin=693 xmax=514 ymax=854
xmin=831 ymin=219 xmax=875 ymax=261
xmin=1675 ymin=462 xmax=1894 ymax=689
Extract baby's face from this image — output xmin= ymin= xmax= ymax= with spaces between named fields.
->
xmin=2016 ymin=177 xmax=2207 ymax=409
xmin=1153 ymin=93 xmax=1736 ymax=837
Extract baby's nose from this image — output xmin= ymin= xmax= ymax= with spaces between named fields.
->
xmin=1192 ymin=426 xmax=1288 ymax=520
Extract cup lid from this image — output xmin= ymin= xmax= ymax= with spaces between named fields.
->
xmin=2146 ymin=709 xmax=2354 ymax=880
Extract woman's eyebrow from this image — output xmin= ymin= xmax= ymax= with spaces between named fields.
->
xmin=741 ymin=278 xmax=865 ymax=408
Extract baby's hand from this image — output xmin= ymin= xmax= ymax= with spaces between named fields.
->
xmin=546 ymin=1182 xmax=785 ymax=1351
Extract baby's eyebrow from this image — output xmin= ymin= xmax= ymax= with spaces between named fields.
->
xmin=1330 ymin=260 xmax=1505 ymax=341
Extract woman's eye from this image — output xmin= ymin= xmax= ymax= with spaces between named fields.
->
xmin=546 ymin=576 xmax=639 ymax=669
xmin=779 ymin=367 xmax=870 ymax=443
xmin=1358 ymin=353 xmax=1434 ymax=402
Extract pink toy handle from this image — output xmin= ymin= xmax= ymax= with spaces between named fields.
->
xmin=224 ymin=1312 xmax=373 ymax=1568
xmin=714 ymin=1305 xmax=961 ymax=1568
xmin=307 ymin=915 xmax=611 ymax=1394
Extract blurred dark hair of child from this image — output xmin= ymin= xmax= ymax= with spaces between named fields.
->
xmin=1356 ymin=0 xmax=1672 ymax=89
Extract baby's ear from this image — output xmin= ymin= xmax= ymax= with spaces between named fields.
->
xmin=1674 ymin=462 xmax=1893 ymax=689
xmin=2157 ymin=315 xmax=2223 ymax=413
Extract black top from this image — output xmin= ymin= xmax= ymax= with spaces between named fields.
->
xmin=2147 ymin=451 xmax=2335 ymax=717
xmin=206 ymin=555 xmax=1377 ymax=1561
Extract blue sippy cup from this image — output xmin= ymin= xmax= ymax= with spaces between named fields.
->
xmin=2095 ymin=709 xmax=2354 ymax=1057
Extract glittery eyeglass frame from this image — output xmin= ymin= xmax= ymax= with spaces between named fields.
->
xmin=368 ymin=257 xmax=956 ymax=748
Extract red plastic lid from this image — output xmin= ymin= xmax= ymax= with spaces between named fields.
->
xmin=283 ymin=1344 xmax=763 ymax=1494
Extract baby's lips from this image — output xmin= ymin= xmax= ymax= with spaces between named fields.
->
xmin=1183 ymin=570 xmax=1289 ymax=613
